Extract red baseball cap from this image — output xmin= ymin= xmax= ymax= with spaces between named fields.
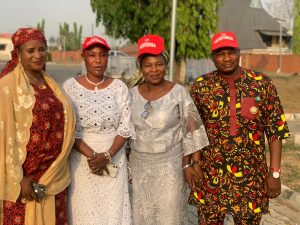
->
xmin=137 ymin=34 xmax=165 ymax=57
xmin=211 ymin=31 xmax=239 ymax=52
xmin=82 ymin=36 xmax=110 ymax=52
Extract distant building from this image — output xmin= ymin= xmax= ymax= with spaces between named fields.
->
xmin=218 ymin=0 xmax=292 ymax=53
xmin=120 ymin=44 xmax=138 ymax=58
xmin=0 ymin=34 xmax=13 ymax=61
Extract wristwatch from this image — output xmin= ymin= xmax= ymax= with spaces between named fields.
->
xmin=269 ymin=167 xmax=281 ymax=178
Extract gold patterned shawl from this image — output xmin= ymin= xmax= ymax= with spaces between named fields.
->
xmin=0 ymin=63 xmax=75 ymax=225
xmin=127 ymin=70 xmax=145 ymax=88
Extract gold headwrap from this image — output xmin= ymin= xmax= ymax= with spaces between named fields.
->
xmin=130 ymin=50 xmax=170 ymax=88
xmin=135 ymin=50 xmax=169 ymax=70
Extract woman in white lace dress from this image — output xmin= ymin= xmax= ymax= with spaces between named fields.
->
xmin=129 ymin=34 xmax=209 ymax=225
xmin=63 ymin=36 xmax=134 ymax=225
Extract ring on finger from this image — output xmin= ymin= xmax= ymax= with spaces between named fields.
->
xmin=21 ymin=198 xmax=28 ymax=203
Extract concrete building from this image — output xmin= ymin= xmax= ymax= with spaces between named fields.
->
xmin=218 ymin=0 xmax=292 ymax=54
xmin=0 ymin=34 xmax=13 ymax=61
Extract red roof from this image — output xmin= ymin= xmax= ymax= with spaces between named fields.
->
xmin=0 ymin=34 xmax=12 ymax=38
xmin=120 ymin=44 xmax=138 ymax=57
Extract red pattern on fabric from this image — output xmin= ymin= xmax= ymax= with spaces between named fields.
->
xmin=0 ymin=28 xmax=46 ymax=77
xmin=228 ymin=80 xmax=237 ymax=136
xmin=3 ymin=83 xmax=68 ymax=225
xmin=195 ymin=204 xmax=262 ymax=225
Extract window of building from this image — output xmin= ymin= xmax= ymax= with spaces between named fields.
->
xmin=0 ymin=44 xmax=6 ymax=51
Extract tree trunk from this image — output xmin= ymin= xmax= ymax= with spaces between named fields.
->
xmin=176 ymin=59 xmax=186 ymax=84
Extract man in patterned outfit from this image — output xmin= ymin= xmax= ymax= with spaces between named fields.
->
xmin=190 ymin=31 xmax=290 ymax=224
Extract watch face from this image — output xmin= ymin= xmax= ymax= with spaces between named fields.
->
xmin=272 ymin=172 xmax=280 ymax=178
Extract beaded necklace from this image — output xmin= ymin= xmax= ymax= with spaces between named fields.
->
xmin=85 ymin=75 xmax=106 ymax=90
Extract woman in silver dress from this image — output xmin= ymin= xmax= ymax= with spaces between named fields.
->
xmin=129 ymin=34 xmax=209 ymax=225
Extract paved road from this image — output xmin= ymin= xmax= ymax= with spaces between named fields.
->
xmin=46 ymin=63 xmax=82 ymax=83
xmin=0 ymin=62 xmax=81 ymax=84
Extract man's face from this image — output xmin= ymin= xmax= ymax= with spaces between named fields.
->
xmin=211 ymin=47 xmax=240 ymax=76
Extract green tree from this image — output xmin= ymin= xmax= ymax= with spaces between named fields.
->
xmin=37 ymin=19 xmax=45 ymax=33
xmin=91 ymin=0 xmax=220 ymax=83
xmin=58 ymin=22 xmax=83 ymax=51
xmin=293 ymin=0 xmax=300 ymax=55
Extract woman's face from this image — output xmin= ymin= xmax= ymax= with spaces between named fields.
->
xmin=140 ymin=55 xmax=166 ymax=85
xmin=82 ymin=45 xmax=108 ymax=77
xmin=18 ymin=40 xmax=47 ymax=73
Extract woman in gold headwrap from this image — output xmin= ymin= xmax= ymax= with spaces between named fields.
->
xmin=129 ymin=34 xmax=209 ymax=225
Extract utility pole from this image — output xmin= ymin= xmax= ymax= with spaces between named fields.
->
xmin=169 ymin=0 xmax=177 ymax=82
xmin=275 ymin=17 xmax=284 ymax=74
xmin=278 ymin=22 xmax=282 ymax=74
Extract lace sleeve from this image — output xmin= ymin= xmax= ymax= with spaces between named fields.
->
xmin=116 ymin=81 xmax=135 ymax=138
xmin=62 ymin=79 xmax=83 ymax=138
xmin=179 ymin=86 xmax=209 ymax=156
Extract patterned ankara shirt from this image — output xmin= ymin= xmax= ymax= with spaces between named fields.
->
xmin=190 ymin=67 xmax=290 ymax=217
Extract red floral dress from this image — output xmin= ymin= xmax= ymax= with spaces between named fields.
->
xmin=190 ymin=68 xmax=290 ymax=221
xmin=3 ymin=83 xmax=67 ymax=225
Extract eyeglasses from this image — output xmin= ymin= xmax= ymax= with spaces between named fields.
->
xmin=141 ymin=101 xmax=152 ymax=119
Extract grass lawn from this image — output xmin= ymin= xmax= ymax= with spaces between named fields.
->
xmin=282 ymin=144 xmax=300 ymax=192
xmin=269 ymin=73 xmax=300 ymax=113
xmin=268 ymin=73 xmax=300 ymax=192
xmin=267 ymin=144 xmax=300 ymax=192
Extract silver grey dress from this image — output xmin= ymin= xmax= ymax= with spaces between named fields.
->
xmin=129 ymin=84 xmax=209 ymax=225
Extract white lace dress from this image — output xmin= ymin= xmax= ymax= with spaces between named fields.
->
xmin=129 ymin=84 xmax=209 ymax=225
xmin=63 ymin=78 xmax=135 ymax=225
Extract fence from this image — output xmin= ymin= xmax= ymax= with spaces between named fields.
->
xmin=107 ymin=56 xmax=137 ymax=79
xmin=105 ymin=57 xmax=216 ymax=83
xmin=186 ymin=58 xmax=216 ymax=83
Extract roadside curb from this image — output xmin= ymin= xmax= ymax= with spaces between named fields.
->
xmin=279 ymin=185 xmax=300 ymax=209
xmin=285 ymin=113 xmax=300 ymax=121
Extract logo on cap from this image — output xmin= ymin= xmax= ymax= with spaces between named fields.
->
xmin=211 ymin=31 xmax=239 ymax=51
xmin=82 ymin=36 xmax=110 ymax=52
xmin=139 ymin=42 xmax=156 ymax=50
xmin=85 ymin=38 xmax=105 ymax=46
xmin=137 ymin=34 xmax=165 ymax=57
xmin=214 ymin=34 xmax=234 ymax=45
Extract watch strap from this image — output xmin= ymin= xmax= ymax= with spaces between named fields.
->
xmin=269 ymin=167 xmax=281 ymax=173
